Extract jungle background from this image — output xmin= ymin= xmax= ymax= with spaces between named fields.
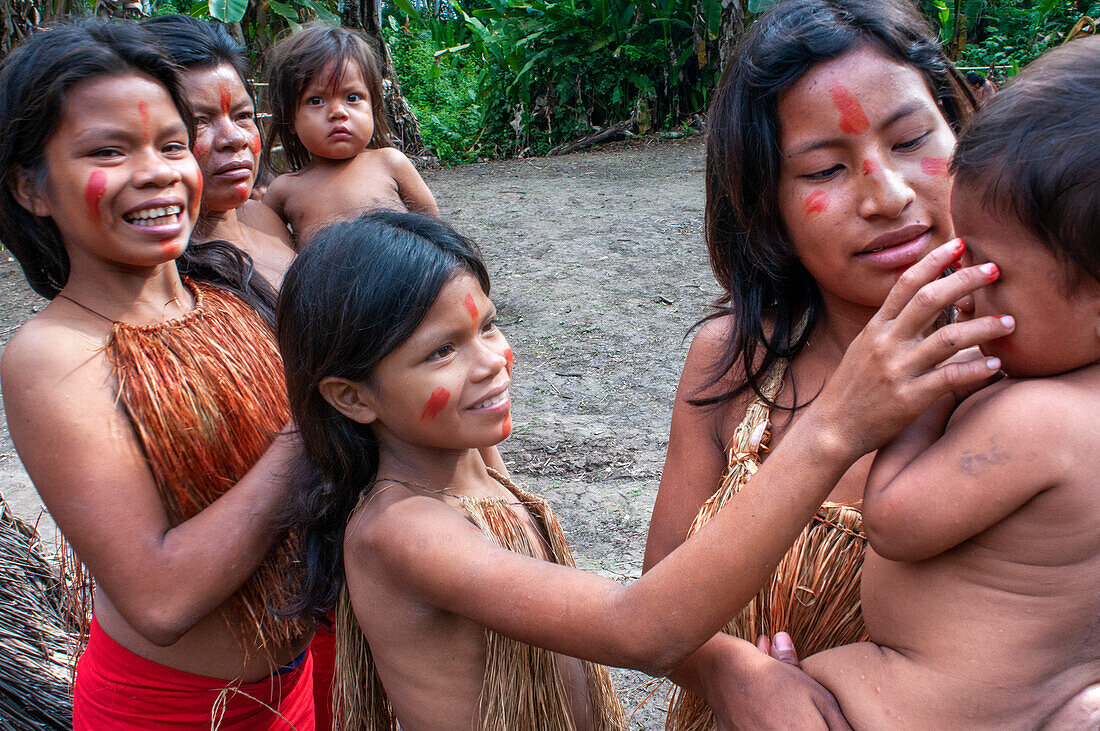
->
xmin=0 ymin=0 xmax=1095 ymax=727
xmin=1 ymin=0 xmax=1096 ymax=161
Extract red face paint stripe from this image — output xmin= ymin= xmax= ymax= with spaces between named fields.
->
xmin=138 ymin=102 xmax=151 ymax=140
xmin=921 ymin=156 xmax=950 ymax=177
xmin=861 ymin=159 xmax=877 ymax=176
xmin=219 ymin=82 xmax=231 ymax=115
xmin=248 ymin=134 xmax=261 ymax=155
xmin=829 ymin=84 xmax=870 ymax=135
xmin=463 ymin=293 xmax=479 ymax=325
xmin=803 ymin=190 xmax=829 ymax=216
xmin=503 ymin=348 xmax=513 ymax=376
xmin=421 ymin=387 xmax=450 ymax=420
xmin=84 ymin=170 xmax=107 ymax=224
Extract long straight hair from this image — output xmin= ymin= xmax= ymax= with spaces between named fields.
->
xmin=277 ymin=211 xmax=489 ymax=621
xmin=697 ymin=0 xmax=975 ymax=409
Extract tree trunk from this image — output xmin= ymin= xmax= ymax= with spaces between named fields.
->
xmin=718 ymin=0 xmax=746 ymax=74
xmin=341 ymin=0 xmax=425 ymax=154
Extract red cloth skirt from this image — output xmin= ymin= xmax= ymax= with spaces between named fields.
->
xmin=73 ymin=616 xmax=315 ymax=730
xmin=310 ymin=620 xmax=337 ymax=730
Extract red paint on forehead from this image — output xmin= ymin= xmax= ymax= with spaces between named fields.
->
xmin=421 ymin=387 xmax=450 ymax=420
xmin=501 ymin=411 xmax=512 ymax=439
xmin=219 ymin=82 xmax=231 ymax=115
xmin=921 ymin=156 xmax=950 ymax=177
xmin=138 ymin=102 xmax=151 ymax=140
xmin=803 ymin=190 xmax=829 ymax=216
xmin=463 ymin=293 xmax=479 ymax=325
xmin=248 ymin=134 xmax=261 ymax=156
xmin=861 ymin=159 xmax=877 ymax=176
xmin=503 ymin=348 xmax=513 ymax=376
xmin=84 ymin=170 xmax=107 ymax=224
xmin=829 ymin=84 xmax=870 ymax=135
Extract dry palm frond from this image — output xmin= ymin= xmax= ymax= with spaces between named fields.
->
xmin=666 ymin=360 xmax=868 ymax=731
xmin=109 ymin=279 xmax=307 ymax=651
xmin=333 ymin=472 xmax=627 ymax=731
xmin=0 ymin=495 xmax=78 ymax=730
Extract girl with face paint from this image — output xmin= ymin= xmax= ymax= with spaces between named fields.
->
xmin=0 ymin=21 xmax=313 ymax=728
xmin=278 ymin=208 xmax=1003 ymax=730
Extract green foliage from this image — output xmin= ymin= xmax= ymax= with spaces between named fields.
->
xmin=384 ymin=20 xmax=485 ymax=162
xmin=920 ymin=0 xmax=1097 ymax=72
xmin=388 ymin=0 xmax=720 ymax=159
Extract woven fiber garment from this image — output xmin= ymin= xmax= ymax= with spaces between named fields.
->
xmin=333 ymin=470 xmax=628 ymax=731
xmin=665 ymin=360 xmax=867 ymax=731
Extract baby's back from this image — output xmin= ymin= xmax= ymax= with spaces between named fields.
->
xmin=803 ymin=374 xmax=1100 ymax=729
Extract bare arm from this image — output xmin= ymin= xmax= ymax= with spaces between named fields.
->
xmin=262 ymin=174 xmax=292 ymax=231
xmin=864 ymin=380 xmax=1057 ymax=561
xmin=2 ymin=323 xmax=298 ymax=646
xmin=386 ymin=148 xmax=439 ymax=217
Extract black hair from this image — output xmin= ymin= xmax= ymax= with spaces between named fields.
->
xmin=0 ymin=20 xmax=275 ymax=321
xmin=952 ymin=34 xmax=1100 ymax=287
xmin=277 ymin=210 xmax=489 ymax=621
xmin=142 ymin=14 xmax=252 ymax=93
xmin=264 ymin=22 xmax=392 ymax=173
xmin=699 ymin=0 xmax=976 ymax=409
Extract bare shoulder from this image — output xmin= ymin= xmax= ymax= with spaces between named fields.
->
xmin=344 ymin=485 xmax=481 ymax=568
xmin=369 ymin=145 xmax=415 ymax=172
xmin=954 ymin=371 xmax=1099 ymax=438
xmin=2 ymin=310 xmax=110 ymax=394
xmin=237 ymin=199 xmax=292 ymax=243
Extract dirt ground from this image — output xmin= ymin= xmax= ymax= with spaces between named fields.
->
xmin=0 ymin=135 xmax=714 ymax=728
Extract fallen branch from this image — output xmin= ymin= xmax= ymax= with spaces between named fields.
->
xmin=547 ymin=120 xmax=634 ymax=156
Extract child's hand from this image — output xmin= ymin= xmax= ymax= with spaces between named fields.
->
xmin=804 ymin=239 xmax=1016 ymax=459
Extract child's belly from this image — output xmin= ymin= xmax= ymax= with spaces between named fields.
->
xmin=802 ymin=545 xmax=1099 ymax=729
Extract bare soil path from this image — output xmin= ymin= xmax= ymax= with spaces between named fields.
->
xmin=0 ymin=136 xmax=714 ymax=727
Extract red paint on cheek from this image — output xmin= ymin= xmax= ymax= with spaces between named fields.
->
xmin=803 ymin=190 xmax=829 ymax=216
xmin=84 ymin=170 xmax=107 ymax=224
xmin=193 ymin=174 xmax=204 ymax=209
xmin=219 ymin=82 xmax=231 ymax=115
xmin=501 ymin=411 xmax=512 ymax=439
xmin=463 ymin=293 xmax=479 ymax=326
xmin=193 ymin=138 xmax=211 ymax=160
xmin=503 ymin=348 xmax=513 ymax=376
xmin=921 ymin=156 xmax=950 ymax=177
xmin=861 ymin=159 xmax=877 ymax=176
xmin=248 ymin=134 xmax=261 ymax=156
xmin=421 ymin=387 xmax=450 ymax=420
xmin=138 ymin=102 xmax=151 ymax=140
xmin=829 ymin=84 xmax=870 ymax=135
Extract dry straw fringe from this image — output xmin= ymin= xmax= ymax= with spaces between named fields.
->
xmin=333 ymin=470 xmax=627 ymax=731
xmin=665 ymin=360 xmax=868 ymax=731
xmin=0 ymin=494 xmax=80 ymax=729
xmin=107 ymin=279 xmax=308 ymax=652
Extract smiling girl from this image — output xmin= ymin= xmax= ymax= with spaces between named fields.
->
xmin=263 ymin=23 xmax=438 ymax=244
xmin=0 ymin=22 xmax=313 ymax=728
xmin=277 ymin=211 xmax=1008 ymax=729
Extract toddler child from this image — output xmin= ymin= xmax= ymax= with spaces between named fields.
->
xmin=802 ymin=35 xmax=1100 ymax=729
xmin=263 ymin=24 xmax=438 ymax=244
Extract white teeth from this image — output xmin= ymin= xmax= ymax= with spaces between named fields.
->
xmin=126 ymin=205 xmax=181 ymax=222
xmin=475 ymin=393 xmax=506 ymax=410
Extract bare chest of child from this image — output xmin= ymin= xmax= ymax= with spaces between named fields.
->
xmin=277 ymin=150 xmax=406 ymax=242
xmin=802 ymin=376 xmax=1100 ymax=730
xmin=343 ymin=482 xmax=597 ymax=731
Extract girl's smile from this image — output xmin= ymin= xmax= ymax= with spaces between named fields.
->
xmin=361 ymin=272 xmax=512 ymax=450
xmin=776 ymin=44 xmax=957 ymax=314
xmin=19 ymin=72 xmax=200 ymax=270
